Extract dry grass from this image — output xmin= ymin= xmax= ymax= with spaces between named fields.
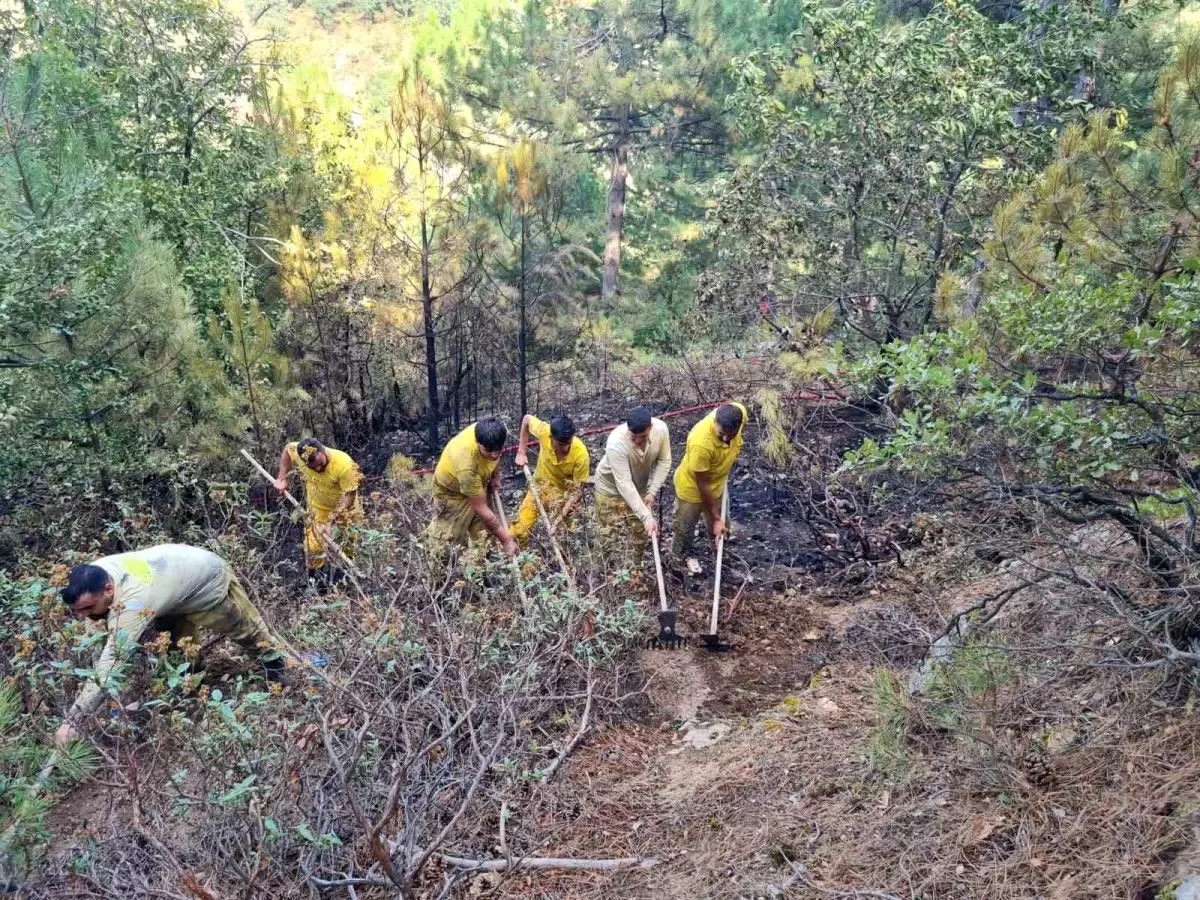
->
xmin=486 ymin=513 xmax=1200 ymax=900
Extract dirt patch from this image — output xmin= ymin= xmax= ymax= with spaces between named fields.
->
xmin=640 ymin=650 xmax=711 ymax=723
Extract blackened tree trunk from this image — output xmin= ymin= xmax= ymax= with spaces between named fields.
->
xmin=420 ymin=209 xmax=439 ymax=449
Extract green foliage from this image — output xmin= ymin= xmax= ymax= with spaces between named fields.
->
xmin=923 ymin=637 xmax=1013 ymax=745
xmin=204 ymin=290 xmax=304 ymax=454
xmin=706 ymin=0 xmax=1156 ymax=345
xmin=0 ymin=580 xmax=97 ymax=879
xmin=0 ymin=0 xmax=313 ymax=506
xmin=843 ymin=34 xmax=1200 ymax=577
xmin=867 ymin=669 xmax=910 ymax=780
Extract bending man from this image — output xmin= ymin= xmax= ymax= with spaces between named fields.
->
xmin=512 ymin=413 xmax=590 ymax=545
xmin=672 ymin=402 xmax=748 ymax=563
xmin=593 ymin=406 xmax=672 ymax=568
xmin=274 ymin=437 xmax=363 ymax=587
xmin=429 ymin=417 xmax=518 ymax=559
xmin=55 ymin=544 xmax=288 ymax=745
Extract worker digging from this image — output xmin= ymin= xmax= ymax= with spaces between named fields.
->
xmin=54 ymin=544 xmax=293 ymax=747
xmin=428 ymin=417 xmax=519 ymax=563
xmin=273 ymin=437 xmax=364 ymax=592
xmin=512 ymin=412 xmax=589 ymax=546
xmin=53 ymin=401 xmax=750 ymax=754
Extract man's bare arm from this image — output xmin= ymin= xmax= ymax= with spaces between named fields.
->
xmin=469 ymin=491 xmax=517 ymax=558
xmin=515 ymin=415 xmax=534 ymax=468
xmin=274 ymin=446 xmax=293 ymax=492
xmin=694 ymin=471 xmax=725 ymax=540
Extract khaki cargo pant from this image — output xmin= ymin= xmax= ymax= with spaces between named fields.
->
xmin=671 ymin=497 xmax=729 ymax=561
xmin=154 ymin=575 xmax=280 ymax=660
xmin=305 ymin=503 xmax=362 ymax=571
xmin=428 ymin=481 xmax=489 ymax=546
xmin=595 ymin=491 xmax=651 ymax=570
xmin=426 ymin=481 xmax=493 ymax=576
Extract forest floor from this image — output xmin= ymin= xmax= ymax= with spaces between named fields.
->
xmin=491 ymin=525 xmax=1200 ymax=899
xmin=32 ymin=400 xmax=1200 ymax=899
xmin=374 ymin=405 xmax=1200 ymax=898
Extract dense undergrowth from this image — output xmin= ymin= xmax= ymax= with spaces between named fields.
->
xmin=0 ymin=475 xmax=651 ymax=897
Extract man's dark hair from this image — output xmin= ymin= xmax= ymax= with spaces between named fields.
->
xmin=475 ymin=417 xmax=508 ymax=452
xmin=297 ymin=437 xmax=325 ymax=457
xmin=61 ymin=564 xmax=111 ymax=607
xmin=626 ymin=407 xmax=652 ymax=434
xmin=715 ymin=404 xmax=744 ymax=433
xmin=549 ymin=415 xmax=576 ymax=444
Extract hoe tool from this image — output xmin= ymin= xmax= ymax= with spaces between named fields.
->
xmin=702 ymin=488 xmax=733 ymax=652
xmin=521 ymin=464 xmax=576 ymax=594
xmin=241 ymin=448 xmax=370 ymax=607
xmin=648 ymin=532 xmax=687 ymax=649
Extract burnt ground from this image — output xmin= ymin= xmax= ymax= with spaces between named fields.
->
xmin=37 ymin=398 xmax=927 ymax=899
xmin=38 ymin=401 xmax=1200 ymax=899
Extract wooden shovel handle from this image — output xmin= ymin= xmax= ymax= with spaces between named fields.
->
xmin=709 ymin=488 xmax=729 ymax=635
xmin=492 ymin=489 xmax=530 ymax=613
xmin=522 ymin=465 xmax=576 ymax=593
xmin=651 ymin=532 xmax=670 ymax=615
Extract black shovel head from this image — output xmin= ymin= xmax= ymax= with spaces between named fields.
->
xmin=648 ymin=610 xmax=688 ymax=649
xmin=701 ymin=633 xmax=733 ymax=653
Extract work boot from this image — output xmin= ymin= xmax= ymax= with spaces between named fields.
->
xmin=261 ymin=655 xmax=296 ymax=688
xmin=308 ymin=568 xmax=330 ymax=596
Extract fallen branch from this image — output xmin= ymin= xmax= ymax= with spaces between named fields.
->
xmin=935 ymin=570 xmax=1051 ymax=643
xmin=438 ymin=853 xmax=661 ymax=872
xmin=307 ymin=873 xmax=391 ymax=889
xmin=539 ymin=662 xmax=595 ymax=783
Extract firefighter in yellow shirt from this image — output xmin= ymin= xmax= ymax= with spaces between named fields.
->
xmin=429 ymin=417 xmax=518 ymax=559
xmin=273 ymin=437 xmax=363 ymax=587
xmin=512 ymin=413 xmax=589 ymax=544
xmin=672 ymin=403 xmax=748 ymax=562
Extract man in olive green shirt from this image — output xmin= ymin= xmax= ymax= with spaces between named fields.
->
xmin=55 ymin=544 xmax=288 ymax=745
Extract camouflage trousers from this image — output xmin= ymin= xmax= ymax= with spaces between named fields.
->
xmin=153 ymin=575 xmax=280 ymax=660
xmin=594 ymin=491 xmax=652 ymax=571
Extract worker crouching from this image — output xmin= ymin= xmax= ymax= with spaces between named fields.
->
xmin=428 ymin=417 xmax=518 ymax=562
xmin=54 ymin=544 xmax=291 ymax=746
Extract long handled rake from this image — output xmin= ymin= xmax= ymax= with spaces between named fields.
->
xmin=492 ymin=488 xmax=530 ymax=614
xmin=647 ymin=532 xmax=687 ymax=649
xmin=521 ymin=465 xmax=577 ymax=594
xmin=702 ymin=487 xmax=733 ymax=653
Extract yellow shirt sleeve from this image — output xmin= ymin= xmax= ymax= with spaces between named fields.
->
xmin=571 ymin=442 xmax=590 ymax=482
xmin=529 ymin=416 xmax=551 ymax=445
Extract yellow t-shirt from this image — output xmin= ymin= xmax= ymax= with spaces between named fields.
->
xmin=434 ymin=423 xmax=499 ymax=498
xmin=528 ymin=416 xmax=589 ymax=490
xmin=673 ymin=402 xmax=748 ymax=504
xmin=287 ymin=443 xmax=363 ymax=512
